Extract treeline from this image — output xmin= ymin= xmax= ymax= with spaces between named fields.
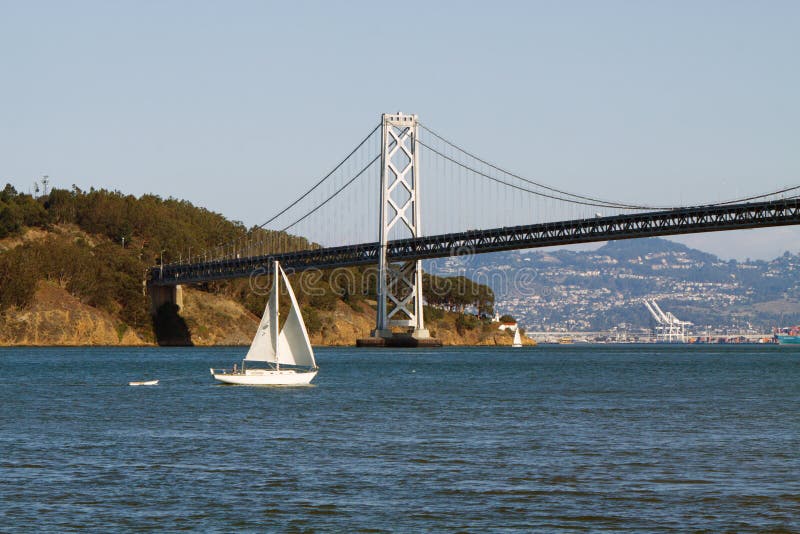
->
xmin=1 ymin=184 xmax=249 ymax=263
xmin=422 ymin=274 xmax=494 ymax=316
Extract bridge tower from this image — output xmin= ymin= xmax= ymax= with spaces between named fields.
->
xmin=372 ymin=112 xmax=430 ymax=340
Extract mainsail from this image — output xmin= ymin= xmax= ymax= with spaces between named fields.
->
xmin=244 ymin=280 xmax=277 ymax=362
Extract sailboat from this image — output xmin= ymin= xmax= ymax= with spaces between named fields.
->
xmin=512 ymin=327 xmax=523 ymax=348
xmin=210 ymin=260 xmax=318 ymax=386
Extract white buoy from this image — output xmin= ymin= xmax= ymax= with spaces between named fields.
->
xmin=129 ymin=380 xmax=159 ymax=386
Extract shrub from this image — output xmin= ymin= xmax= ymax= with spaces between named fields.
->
xmin=303 ymin=306 xmax=323 ymax=335
xmin=423 ymin=305 xmax=444 ymax=321
xmin=455 ymin=314 xmax=480 ymax=335
xmin=0 ymin=247 xmax=39 ymax=309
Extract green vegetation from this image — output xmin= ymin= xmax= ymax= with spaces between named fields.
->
xmin=0 ymin=236 xmax=149 ymax=330
xmin=455 ymin=313 xmax=480 ymax=334
xmin=0 ymin=184 xmax=48 ymax=237
xmin=423 ymin=305 xmax=444 ymax=321
xmin=422 ymin=274 xmax=494 ymax=316
xmin=0 ymin=246 xmax=39 ymax=309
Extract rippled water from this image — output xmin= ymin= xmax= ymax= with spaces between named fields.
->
xmin=1 ymin=345 xmax=799 ymax=531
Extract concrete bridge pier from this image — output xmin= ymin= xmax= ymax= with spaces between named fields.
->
xmin=148 ymin=284 xmax=192 ymax=346
xmin=148 ymin=284 xmax=183 ymax=316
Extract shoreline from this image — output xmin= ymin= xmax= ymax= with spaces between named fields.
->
xmin=2 ymin=341 xmax=789 ymax=348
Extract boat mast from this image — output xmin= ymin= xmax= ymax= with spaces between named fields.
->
xmin=274 ymin=260 xmax=280 ymax=371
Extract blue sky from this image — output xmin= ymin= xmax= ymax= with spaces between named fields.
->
xmin=1 ymin=1 xmax=798 ymax=259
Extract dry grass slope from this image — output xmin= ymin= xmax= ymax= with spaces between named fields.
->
xmin=0 ymin=282 xmax=147 ymax=346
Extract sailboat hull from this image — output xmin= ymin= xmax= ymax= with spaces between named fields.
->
xmin=210 ymin=368 xmax=317 ymax=386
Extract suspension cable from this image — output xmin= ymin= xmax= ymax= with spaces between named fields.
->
xmin=420 ymin=122 xmax=800 ymax=209
xmin=280 ymin=155 xmax=380 ymax=232
xmin=712 ymin=184 xmax=800 ymax=205
xmin=254 ymin=122 xmax=381 ymax=231
xmin=419 ymin=122 xmax=664 ymax=209
xmin=417 ymin=138 xmax=656 ymax=210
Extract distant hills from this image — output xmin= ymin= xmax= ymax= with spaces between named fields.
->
xmin=427 ymin=237 xmax=800 ymax=332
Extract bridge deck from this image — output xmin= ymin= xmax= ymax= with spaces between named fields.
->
xmin=149 ymin=198 xmax=800 ymax=286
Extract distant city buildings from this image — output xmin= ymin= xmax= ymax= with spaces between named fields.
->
xmin=427 ymin=239 xmax=800 ymax=334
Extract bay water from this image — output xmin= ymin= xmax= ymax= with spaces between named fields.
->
xmin=1 ymin=345 xmax=799 ymax=531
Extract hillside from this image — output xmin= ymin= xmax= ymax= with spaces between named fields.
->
xmin=0 ymin=184 xmax=513 ymax=346
xmin=0 ymin=282 xmax=148 ymax=346
xmin=429 ymin=237 xmax=800 ymax=332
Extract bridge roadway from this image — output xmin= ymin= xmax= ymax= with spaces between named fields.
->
xmin=149 ymin=197 xmax=800 ymax=286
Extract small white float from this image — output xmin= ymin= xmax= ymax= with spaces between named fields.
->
xmin=129 ymin=380 xmax=159 ymax=386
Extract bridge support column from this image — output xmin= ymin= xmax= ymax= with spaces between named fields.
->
xmin=371 ymin=112 xmax=429 ymax=340
xmin=148 ymin=284 xmax=183 ymax=316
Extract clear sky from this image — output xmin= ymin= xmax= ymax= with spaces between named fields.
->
xmin=1 ymin=1 xmax=798 ymax=259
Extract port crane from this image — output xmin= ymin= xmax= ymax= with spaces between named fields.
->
xmin=643 ymin=300 xmax=692 ymax=342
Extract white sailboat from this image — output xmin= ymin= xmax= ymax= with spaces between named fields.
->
xmin=512 ymin=327 xmax=523 ymax=348
xmin=210 ymin=260 xmax=318 ymax=386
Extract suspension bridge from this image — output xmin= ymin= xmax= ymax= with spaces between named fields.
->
xmin=148 ymin=112 xmax=800 ymax=342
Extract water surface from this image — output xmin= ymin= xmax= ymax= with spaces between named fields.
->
xmin=1 ymin=345 xmax=799 ymax=531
